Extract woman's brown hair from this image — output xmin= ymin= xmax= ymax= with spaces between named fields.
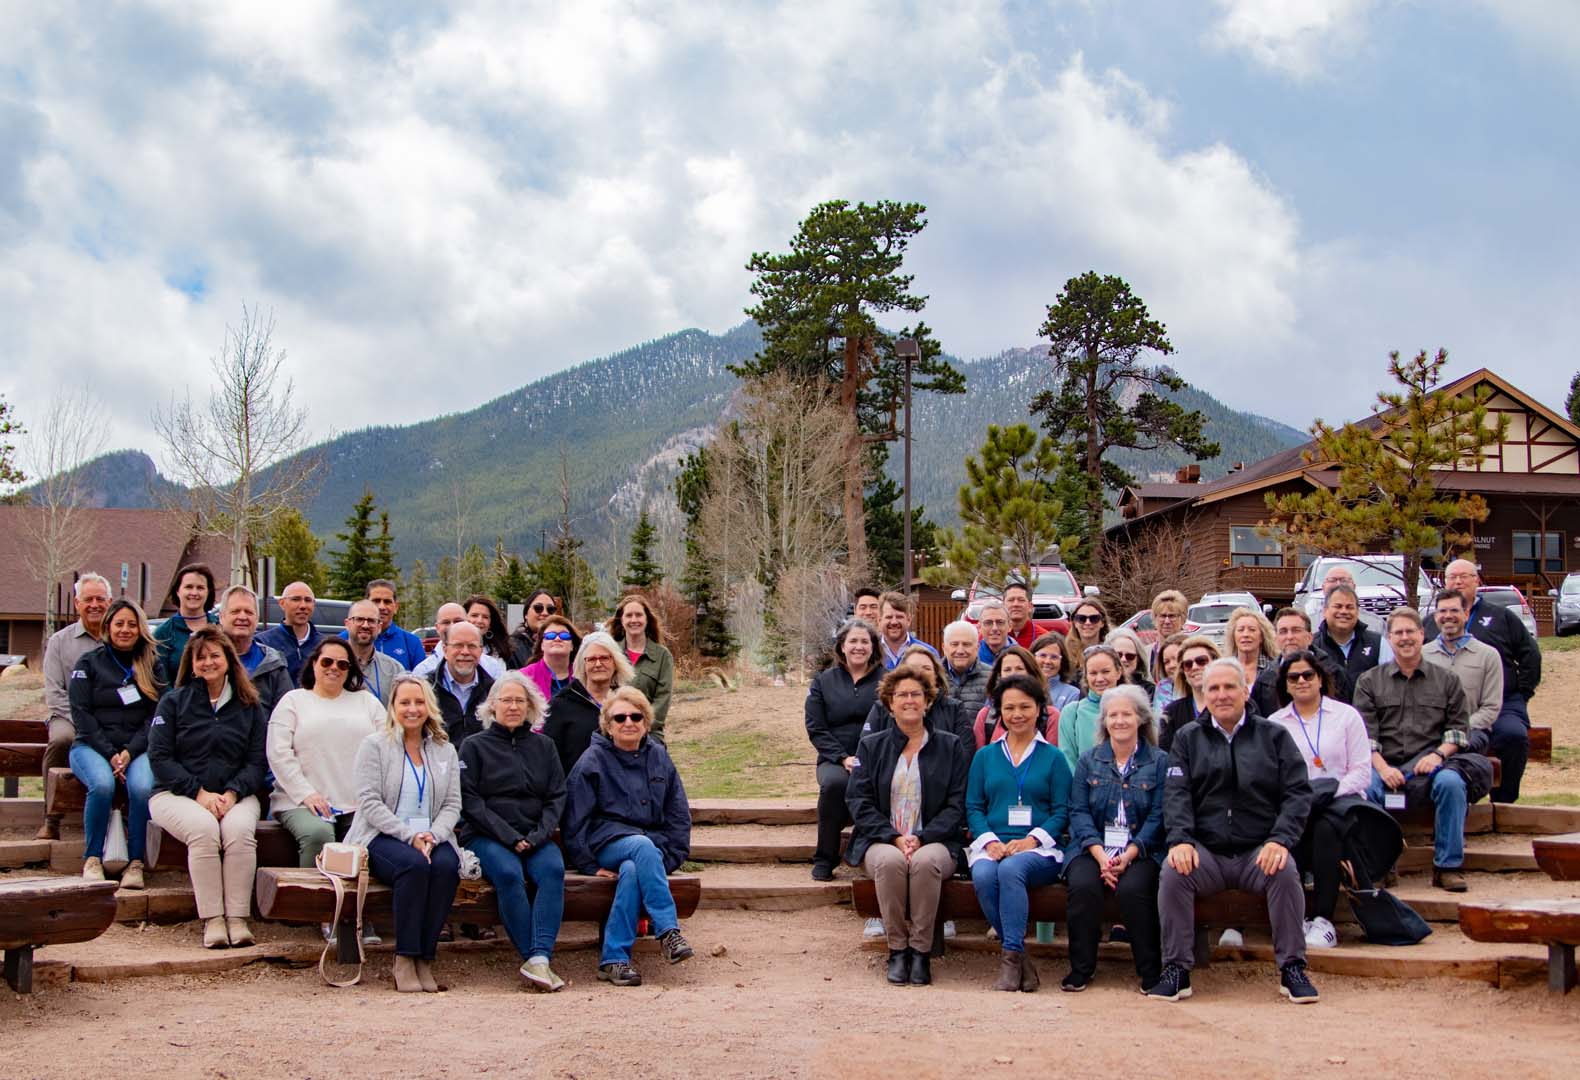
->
xmin=608 ymin=593 xmax=665 ymax=647
xmin=175 ymin=624 xmax=259 ymax=707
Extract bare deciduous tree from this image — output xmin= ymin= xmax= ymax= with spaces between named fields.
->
xmin=21 ymin=389 xmax=107 ymax=635
xmin=1090 ymin=514 xmax=1206 ymax=620
xmin=153 ymin=305 xmax=320 ymax=586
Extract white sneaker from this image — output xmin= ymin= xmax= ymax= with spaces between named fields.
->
xmin=862 ymin=917 xmax=885 ymax=939
xmin=1218 ymin=928 xmax=1244 ymax=948
xmin=943 ymin=920 xmax=957 ymax=940
xmin=321 ymin=923 xmax=335 ymax=944
xmin=362 ymin=925 xmax=382 ymax=946
xmin=986 ymin=925 xmax=999 ymax=941
xmin=1304 ymin=916 xmax=1338 ymax=949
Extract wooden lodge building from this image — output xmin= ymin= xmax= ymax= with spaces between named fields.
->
xmin=1106 ymin=369 xmax=1580 ymax=611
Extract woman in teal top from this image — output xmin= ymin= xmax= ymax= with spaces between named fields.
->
xmin=1057 ymin=645 xmax=1123 ymax=775
xmin=967 ymin=674 xmax=1073 ymax=993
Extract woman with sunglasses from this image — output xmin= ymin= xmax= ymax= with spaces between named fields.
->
xmin=1159 ymin=636 xmax=1222 ymax=752
xmin=564 ymin=687 xmax=693 ymax=987
xmin=1062 ymin=599 xmax=1111 ymax=687
xmin=1104 ymin=627 xmax=1154 ymax=698
xmin=521 ymin=615 xmax=581 ymax=718
xmin=1267 ymin=649 xmax=1372 ymax=950
xmin=1058 ymin=644 xmax=1124 ymax=775
xmin=267 ymin=638 xmax=386 ymax=869
xmin=507 ymin=590 xmax=560 ymax=668
xmin=1030 ymin=632 xmax=1081 ymax=713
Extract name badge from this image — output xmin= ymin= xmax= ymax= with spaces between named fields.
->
xmin=1384 ymin=792 xmax=1406 ymax=811
xmin=118 ymin=684 xmax=141 ymax=705
xmin=405 ymin=816 xmax=432 ymax=834
xmin=1104 ymin=824 xmax=1130 ymax=850
xmin=1007 ymin=805 xmax=1033 ymax=827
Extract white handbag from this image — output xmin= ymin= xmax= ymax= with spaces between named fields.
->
xmin=315 ymin=842 xmax=369 ymax=987
xmin=102 ymin=809 xmax=130 ymax=873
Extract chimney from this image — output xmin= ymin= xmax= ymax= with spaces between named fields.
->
xmin=1175 ymin=464 xmax=1201 ymax=484
xmin=1230 ymin=461 xmax=1245 ymax=473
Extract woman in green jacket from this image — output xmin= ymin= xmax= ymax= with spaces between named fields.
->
xmin=608 ymin=595 xmax=674 ymax=742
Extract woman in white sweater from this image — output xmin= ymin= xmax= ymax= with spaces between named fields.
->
xmin=267 ymin=638 xmax=386 ymax=867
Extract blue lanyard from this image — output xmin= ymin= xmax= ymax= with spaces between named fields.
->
xmin=368 ymin=661 xmax=381 ymax=701
xmin=1000 ymin=739 xmax=1035 ymax=805
xmin=1295 ymin=700 xmax=1324 ymax=765
xmin=405 ymin=752 xmax=427 ymax=811
xmin=108 ymin=652 xmax=135 ymax=686
xmin=551 ymin=673 xmax=569 ymax=696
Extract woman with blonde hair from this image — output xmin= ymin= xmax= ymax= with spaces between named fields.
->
xmin=1227 ymin=607 xmax=1278 ymax=680
xmin=459 ymin=671 xmax=568 ymax=992
xmin=544 ymin=631 xmax=635 ymax=774
xmin=608 ymin=594 xmax=675 ymax=741
xmin=347 ymin=674 xmax=462 ymax=992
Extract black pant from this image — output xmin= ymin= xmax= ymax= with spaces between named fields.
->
xmin=1295 ymin=814 xmax=1343 ymax=920
xmin=815 ymin=761 xmax=852 ymax=869
xmin=367 ymin=835 xmax=462 ymax=960
xmin=1064 ymin=852 xmax=1161 ymax=986
xmin=1489 ymin=694 xmax=1530 ymax=803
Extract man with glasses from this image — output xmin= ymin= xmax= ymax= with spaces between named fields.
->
xmin=365 ymin=578 xmax=427 ymax=670
xmin=1423 ymin=591 xmax=1503 ymax=759
xmin=425 ymin=619 xmax=495 ymax=749
xmin=976 ymin=599 xmax=1013 ymax=664
xmin=344 ymin=600 xmax=404 ymax=705
xmin=414 ymin=602 xmax=507 ymax=679
xmin=259 ymin=581 xmax=322 ymax=686
xmin=1251 ymin=608 xmax=1346 ymax=715
xmin=878 ymin=591 xmax=938 ymax=670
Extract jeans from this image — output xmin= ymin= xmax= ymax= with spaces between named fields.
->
xmin=969 ymin=850 xmax=1063 ymax=952
xmin=1064 ymin=852 xmax=1162 ymax=986
xmin=1367 ymin=766 xmax=1466 ymax=868
xmin=68 ymin=745 xmax=154 ymax=861
xmin=596 ymin=834 xmax=679 ymax=965
xmin=367 ymin=835 xmax=460 ymax=959
xmin=815 ymin=761 xmax=851 ymax=869
xmin=467 ymin=835 xmax=566 ymax=961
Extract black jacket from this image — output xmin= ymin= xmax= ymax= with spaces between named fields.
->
xmin=805 ymin=664 xmax=881 ymax=765
xmin=427 ymin=663 xmax=496 ymax=750
xmin=543 ymin=679 xmax=604 ymax=777
xmin=1161 ymin=693 xmax=1263 ymax=753
xmin=844 ymin=725 xmax=970 ymax=867
xmin=1312 ymin=622 xmax=1385 ymax=703
xmin=860 ymin=696 xmax=974 ymax=747
xmin=458 ymin=721 xmax=566 ymax=851
xmin=147 ymin=680 xmax=268 ymax=800
xmin=1251 ymin=650 xmax=1350 ymax=717
xmin=1425 ymin=599 xmax=1541 ymax=701
xmin=1163 ymin=709 xmax=1312 ymax=856
xmin=69 ymin=645 xmax=160 ymax=760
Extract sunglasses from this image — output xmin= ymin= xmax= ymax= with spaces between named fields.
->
xmin=1073 ymin=614 xmax=1103 ymax=625
xmin=608 ymin=712 xmax=644 ymax=724
xmin=1114 ymin=651 xmax=1139 ymax=663
xmin=540 ymin=630 xmax=573 ymax=641
xmin=1179 ymin=656 xmax=1213 ymax=670
xmin=317 ymin=656 xmax=352 ymax=672
xmin=1286 ymin=669 xmax=1320 ymax=683
xmin=532 ymin=603 xmax=557 ymax=614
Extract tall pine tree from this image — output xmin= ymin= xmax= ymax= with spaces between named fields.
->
xmin=622 ymin=508 xmax=664 ymax=589
xmin=328 ymin=489 xmax=379 ymax=598
xmin=675 ymin=448 xmax=736 ymax=657
xmin=496 ymin=554 xmax=532 ymax=605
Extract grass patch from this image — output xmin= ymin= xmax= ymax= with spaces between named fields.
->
xmin=668 ymin=727 xmax=814 ymax=800
xmin=1541 ymin=636 xmax=1580 ymax=654
xmin=1516 ymin=792 xmax=1580 ymax=807
xmin=1551 ymin=745 xmax=1580 ymax=768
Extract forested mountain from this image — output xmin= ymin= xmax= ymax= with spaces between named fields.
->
xmin=58 ymin=324 xmax=1305 ymax=592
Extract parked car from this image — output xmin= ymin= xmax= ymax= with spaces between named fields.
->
xmin=1551 ymin=573 xmax=1580 ymax=636
xmin=1184 ymin=592 xmax=1262 ymax=653
xmin=1477 ymin=585 xmax=1539 ymax=641
xmin=1293 ymin=555 xmax=1437 ymax=634
xmin=953 ymin=562 xmax=1093 ymax=638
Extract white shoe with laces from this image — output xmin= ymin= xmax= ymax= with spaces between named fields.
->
xmin=862 ymin=918 xmax=885 ymax=939
xmin=1218 ymin=928 xmax=1244 ymax=948
xmin=1304 ymin=916 xmax=1338 ymax=949
xmin=943 ymin=921 xmax=956 ymax=940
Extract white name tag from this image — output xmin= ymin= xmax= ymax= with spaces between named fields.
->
xmin=405 ymin=816 xmax=431 ymax=833
xmin=1384 ymin=792 xmax=1406 ymax=811
xmin=1007 ymin=805 xmax=1033 ymax=827
xmin=1104 ymin=824 xmax=1130 ymax=850
xmin=118 ymin=684 xmax=141 ymax=705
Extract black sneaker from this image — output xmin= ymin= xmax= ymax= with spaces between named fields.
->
xmin=598 ymin=961 xmax=642 ymax=986
xmin=1060 ymin=971 xmax=1091 ymax=993
xmin=658 ymin=928 xmax=694 ymax=964
xmin=1280 ymin=960 xmax=1320 ymax=1004
xmin=1145 ymin=963 xmax=1192 ymax=1001
xmin=810 ymin=862 xmax=834 ymax=882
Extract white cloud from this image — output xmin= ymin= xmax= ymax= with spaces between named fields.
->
xmin=1211 ymin=0 xmax=1376 ymax=78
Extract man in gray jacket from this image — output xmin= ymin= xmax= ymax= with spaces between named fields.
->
xmin=940 ymin=620 xmax=991 ymax=718
xmin=218 ymin=585 xmax=293 ymax=717
xmin=38 ymin=572 xmax=111 ymax=839
xmin=1422 ymin=591 xmax=1503 ymax=756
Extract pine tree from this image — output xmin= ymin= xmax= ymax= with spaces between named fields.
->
xmin=458 ymin=543 xmax=492 ymax=598
xmin=675 ymin=448 xmax=736 ymax=657
xmin=367 ymin=510 xmax=399 ymax=582
xmin=328 ymin=489 xmax=379 ymax=598
xmin=0 ymin=395 xmax=24 ymax=495
xmin=862 ymin=444 xmax=938 ymax=587
xmin=434 ymin=556 xmax=457 ymax=602
xmin=404 ymin=559 xmax=434 ymax=626
xmin=261 ymin=507 xmax=328 ymax=595
xmin=496 ymin=554 xmax=532 ymax=606
xmin=622 ymin=508 xmax=664 ymax=589
xmin=1567 ymin=372 xmax=1580 ymax=426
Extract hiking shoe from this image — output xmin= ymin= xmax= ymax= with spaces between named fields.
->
xmin=1304 ymin=916 xmax=1338 ymax=949
xmin=1060 ymin=971 xmax=1091 ymax=993
xmin=519 ymin=958 xmax=562 ymax=992
xmin=82 ymin=857 xmax=105 ymax=881
xmin=362 ymin=925 xmax=383 ymax=945
xmin=203 ymin=917 xmax=229 ymax=949
xmin=1280 ymin=960 xmax=1320 ymax=1003
xmin=810 ymin=862 xmax=834 ymax=882
xmin=119 ymin=859 xmax=145 ymax=891
xmin=226 ymin=918 xmax=254 ymax=947
xmin=1433 ymin=867 xmax=1468 ymax=893
xmin=1108 ymin=924 xmax=1131 ymax=944
xmin=598 ymin=961 xmax=642 ymax=986
xmin=658 ymin=927 xmax=694 ymax=964
xmin=1145 ymin=963 xmax=1192 ymax=1001
xmin=1218 ymin=928 xmax=1244 ymax=948
xmin=862 ymin=917 xmax=885 ymax=939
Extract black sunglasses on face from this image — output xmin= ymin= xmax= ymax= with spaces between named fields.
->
xmin=317 ymin=656 xmax=352 ymax=671
xmin=1073 ymin=614 xmax=1103 ymax=625
xmin=1180 ymin=656 xmax=1212 ymax=670
xmin=1287 ymin=669 xmax=1320 ymax=683
xmin=532 ymin=603 xmax=557 ymax=614
xmin=608 ymin=713 xmax=644 ymax=724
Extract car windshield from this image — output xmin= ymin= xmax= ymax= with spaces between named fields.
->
xmin=1311 ymin=559 xmax=1407 ymax=591
xmin=1562 ymin=578 xmax=1580 ymax=597
xmin=1478 ymin=589 xmax=1520 ymax=608
xmin=1188 ymin=604 xmax=1239 ymax=624
xmin=1028 ymin=568 xmax=1076 ymax=595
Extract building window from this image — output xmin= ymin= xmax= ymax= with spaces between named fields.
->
xmin=0 ymin=622 xmax=9 ymax=653
xmin=1512 ymin=531 xmax=1563 ymax=575
xmin=1230 ymin=526 xmax=1282 ymax=567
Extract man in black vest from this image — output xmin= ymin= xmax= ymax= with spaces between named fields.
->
xmin=426 ymin=619 xmax=495 ymax=749
xmin=1312 ymin=585 xmax=1385 ymax=704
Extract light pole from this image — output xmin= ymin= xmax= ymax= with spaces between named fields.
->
xmin=895 ymin=337 xmax=920 ymax=597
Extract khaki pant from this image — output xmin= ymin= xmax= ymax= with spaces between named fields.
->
xmin=149 ymin=791 xmax=261 ymax=919
xmin=44 ymin=718 xmax=73 ymax=822
xmin=862 ymin=842 xmax=954 ymax=951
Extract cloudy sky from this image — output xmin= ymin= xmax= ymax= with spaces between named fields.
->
xmin=3 ymin=1 xmax=1577 ymax=457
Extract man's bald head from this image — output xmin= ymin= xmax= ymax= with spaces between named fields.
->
xmin=279 ymin=581 xmax=316 ymax=629
xmin=1443 ymin=558 xmax=1481 ymax=606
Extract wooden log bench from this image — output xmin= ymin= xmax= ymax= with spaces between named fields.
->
xmin=0 ymin=876 xmax=120 ymax=993
xmin=0 ymin=719 xmax=47 ymax=742
xmin=256 ymin=867 xmax=702 ymax=965
xmin=1529 ymin=725 xmax=1552 ymax=765
xmin=1532 ymin=833 xmax=1580 ymax=882
xmin=1460 ymin=899 xmax=1580 ymax=993
xmin=851 ymin=878 xmax=1272 ymax=967
xmin=145 ymin=820 xmax=300 ymax=872
xmin=0 ymin=743 xmax=46 ymax=777
xmin=47 ymin=768 xmax=125 ymax=817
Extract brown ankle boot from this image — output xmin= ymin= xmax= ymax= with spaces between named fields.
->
xmin=1020 ymin=951 xmax=1040 ymax=992
xmin=995 ymin=949 xmax=1024 ymax=991
xmin=414 ymin=958 xmax=441 ymax=992
xmin=392 ymin=955 xmax=423 ymax=993
xmin=36 ymin=817 xmax=60 ymax=841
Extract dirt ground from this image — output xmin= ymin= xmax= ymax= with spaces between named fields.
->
xmin=4 ymin=906 xmax=1579 ymax=1080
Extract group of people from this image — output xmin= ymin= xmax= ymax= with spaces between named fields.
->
xmin=42 ymin=569 xmax=690 ymax=992
xmin=807 ymin=565 xmax=1541 ymax=1000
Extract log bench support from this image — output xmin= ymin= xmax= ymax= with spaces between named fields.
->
xmin=0 ymin=876 xmax=121 ymax=994
xmin=1460 ymin=898 xmax=1580 ymax=994
xmin=4 ymin=945 xmax=34 ymax=994
xmin=1548 ymin=942 xmax=1577 ymax=994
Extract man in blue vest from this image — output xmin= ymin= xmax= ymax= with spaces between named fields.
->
xmin=258 ymin=581 xmax=322 ymax=686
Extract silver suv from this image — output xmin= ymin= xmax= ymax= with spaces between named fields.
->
xmin=1294 ymin=555 xmax=1437 ymax=634
xmin=1552 ymin=573 xmax=1580 ymax=636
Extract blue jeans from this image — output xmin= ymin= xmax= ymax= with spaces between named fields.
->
xmin=467 ymin=835 xmax=566 ymax=961
xmin=68 ymin=745 xmax=153 ymax=861
xmin=596 ymin=834 xmax=679 ymax=964
xmin=1368 ymin=766 xmax=1466 ymax=868
xmin=970 ymin=850 xmax=1063 ymax=952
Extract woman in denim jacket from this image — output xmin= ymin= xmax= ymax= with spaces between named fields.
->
xmin=1062 ymin=684 xmax=1168 ymax=993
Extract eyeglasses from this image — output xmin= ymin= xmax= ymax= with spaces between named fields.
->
xmin=1073 ymin=614 xmax=1103 ymax=625
xmin=1286 ymin=669 xmax=1320 ymax=683
xmin=448 ymin=642 xmax=481 ymax=652
xmin=540 ymin=630 xmax=573 ymax=642
xmin=608 ymin=712 xmax=644 ymax=724
xmin=347 ymin=616 xmax=378 ymax=626
xmin=584 ymin=654 xmax=613 ymax=664
xmin=1179 ymin=656 xmax=1213 ymax=670
xmin=1113 ymin=651 xmax=1139 ymax=663
xmin=892 ymin=689 xmax=927 ymax=701
xmin=317 ymin=656 xmax=352 ymax=672
xmin=532 ymin=603 xmax=557 ymax=614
